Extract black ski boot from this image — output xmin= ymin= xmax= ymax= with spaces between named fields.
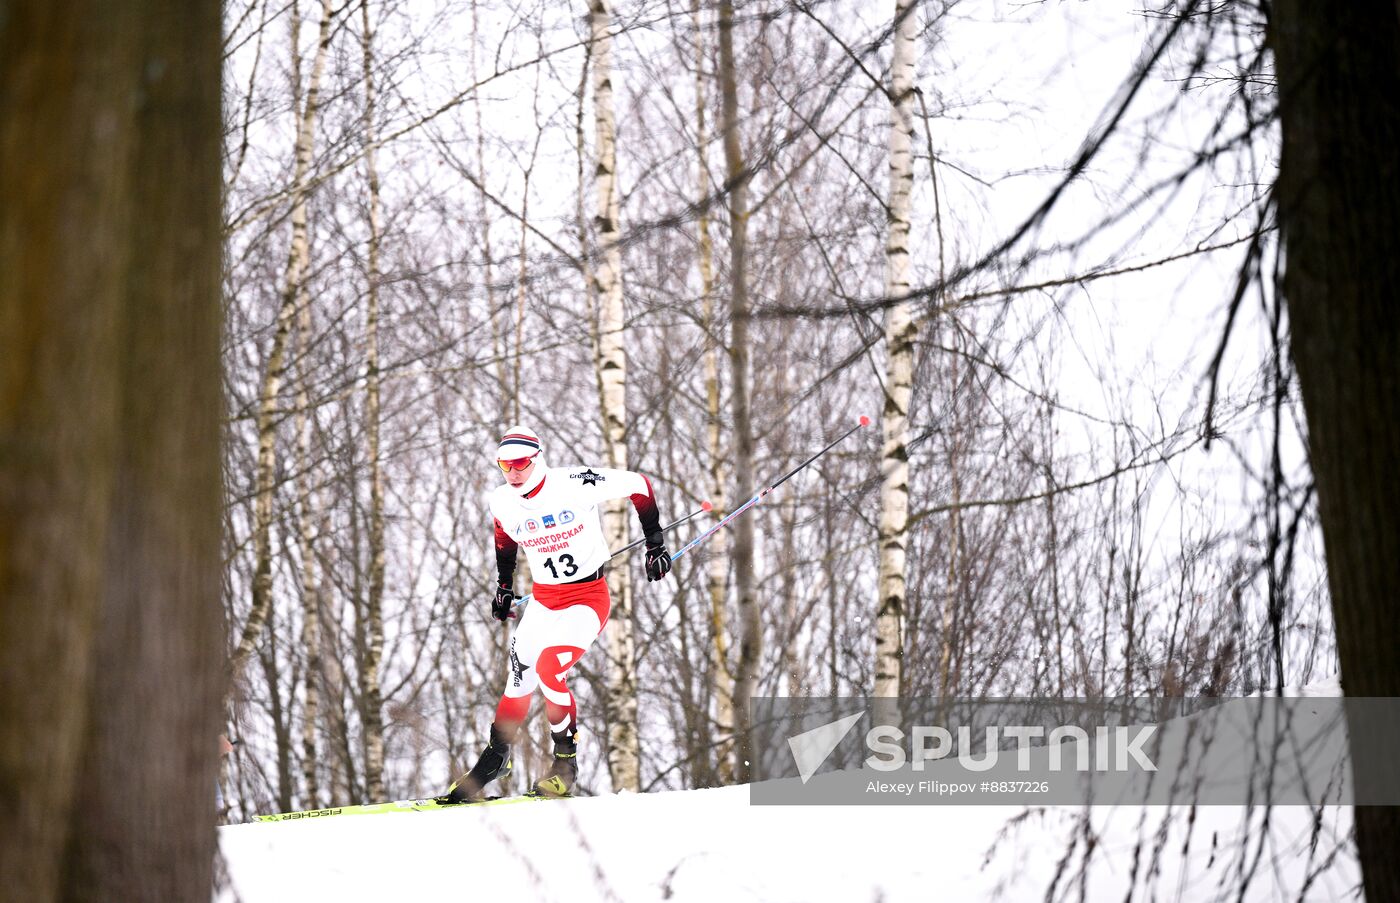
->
xmin=441 ymin=725 xmax=513 ymax=804
xmin=529 ymin=729 xmax=578 ymax=798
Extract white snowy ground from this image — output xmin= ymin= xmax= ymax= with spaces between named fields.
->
xmin=219 ymin=787 xmax=1359 ymax=901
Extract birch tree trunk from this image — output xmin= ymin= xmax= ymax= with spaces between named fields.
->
xmin=576 ymin=41 xmax=594 ymax=325
xmin=359 ymin=0 xmax=388 ymax=803
xmin=936 ymin=330 xmax=963 ymax=698
xmin=589 ymin=0 xmax=641 ymax=792
xmin=824 ymin=480 xmax=841 ymax=695
xmin=876 ymin=0 xmax=917 ymax=700
xmin=694 ymin=0 xmax=735 ymax=786
xmin=781 ymin=494 xmax=802 ymax=695
xmin=513 ymin=56 xmax=542 ymax=423
xmin=469 ymin=0 xmax=505 ymax=400
xmin=717 ymin=0 xmax=759 ymax=784
xmin=231 ymin=0 xmax=334 ymax=676
xmin=0 ymin=1 xmax=225 ymax=897
xmin=293 ymin=282 xmax=322 ymax=808
xmin=261 ymin=608 xmax=294 ymax=813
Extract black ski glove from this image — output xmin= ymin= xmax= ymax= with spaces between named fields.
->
xmin=644 ymin=531 xmax=672 ymax=582
xmin=491 ymin=582 xmax=515 ymax=621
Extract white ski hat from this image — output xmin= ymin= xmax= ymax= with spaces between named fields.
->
xmin=497 ymin=425 xmax=542 ymax=460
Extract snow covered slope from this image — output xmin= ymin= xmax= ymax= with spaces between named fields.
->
xmin=219 ymin=783 xmax=1358 ymax=901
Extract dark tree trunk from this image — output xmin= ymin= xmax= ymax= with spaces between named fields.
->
xmin=1272 ymin=2 xmax=1400 ymax=900
xmin=0 ymin=1 xmax=225 ymax=899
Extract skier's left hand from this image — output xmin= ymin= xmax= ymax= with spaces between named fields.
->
xmin=491 ymin=582 xmax=515 ymax=621
xmin=644 ymin=532 xmax=672 ymax=582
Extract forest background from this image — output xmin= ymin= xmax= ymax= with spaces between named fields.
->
xmin=218 ymin=0 xmax=1318 ymax=815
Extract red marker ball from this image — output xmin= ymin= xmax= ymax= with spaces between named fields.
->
xmin=858 ymin=415 xmax=871 ymax=427
xmin=701 ymin=500 xmax=713 ymax=511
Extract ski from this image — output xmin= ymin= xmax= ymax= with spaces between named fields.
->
xmin=252 ymin=793 xmax=568 ymax=822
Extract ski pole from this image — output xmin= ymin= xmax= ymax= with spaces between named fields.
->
xmin=610 ymin=500 xmax=713 ymax=557
xmin=508 ymin=501 xmax=714 ymax=616
xmin=670 ymin=414 xmax=870 ymax=563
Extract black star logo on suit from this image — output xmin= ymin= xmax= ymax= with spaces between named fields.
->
xmin=509 ymin=647 xmax=531 ymax=687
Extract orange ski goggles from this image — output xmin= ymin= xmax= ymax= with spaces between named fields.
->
xmin=497 ymin=456 xmax=536 ymax=473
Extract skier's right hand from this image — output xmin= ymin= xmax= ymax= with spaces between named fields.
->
xmin=492 ymin=583 xmax=515 ymax=621
xmin=644 ymin=532 xmax=672 ymax=582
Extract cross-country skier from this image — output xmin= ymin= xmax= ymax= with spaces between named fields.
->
xmin=441 ymin=425 xmax=672 ymax=802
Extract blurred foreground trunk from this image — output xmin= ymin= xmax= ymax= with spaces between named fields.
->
xmin=0 ymin=0 xmax=225 ymax=898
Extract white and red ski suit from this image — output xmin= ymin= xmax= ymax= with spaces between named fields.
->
xmin=487 ymin=463 xmax=661 ymax=738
